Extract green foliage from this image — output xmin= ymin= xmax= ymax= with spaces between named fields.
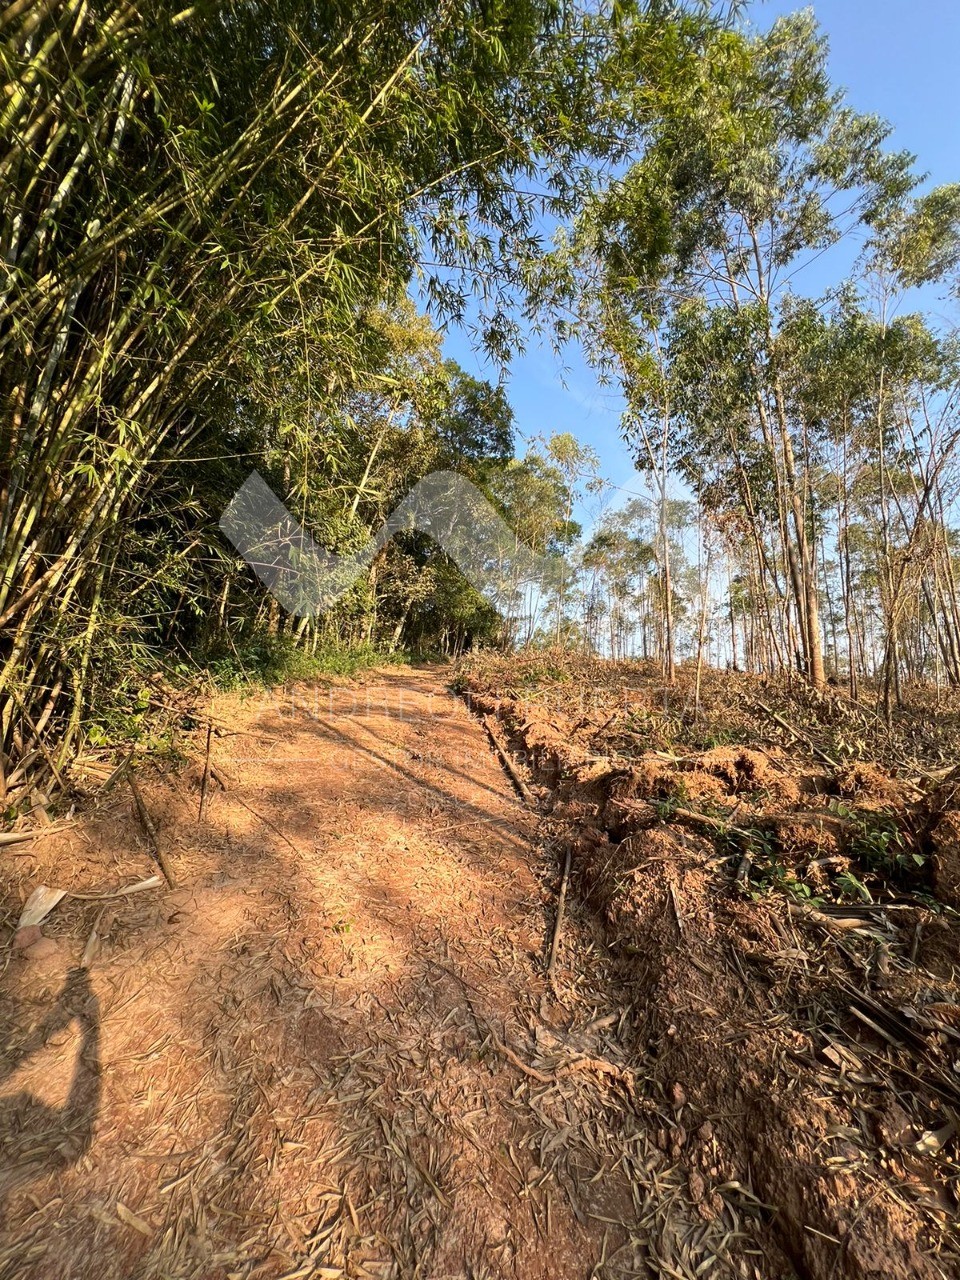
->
xmin=9 ymin=0 xmax=960 ymax=784
xmin=870 ymin=184 xmax=960 ymax=290
xmin=85 ymin=684 xmax=166 ymax=751
xmin=834 ymin=870 xmax=873 ymax=904
xmin=827 ymin=800 xmax=923 ymax=879
xmin=206 ymin=634 xmax=408 ymax=692
xmin=724 ymin=826 xmax=824 ymax=907
xmin=6 ymin=0 xmax=684 ymax=769
xmin=568 ymin=6 xmax=960 ymax=693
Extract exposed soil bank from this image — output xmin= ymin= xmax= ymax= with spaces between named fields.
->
xmin=462 ymin=659 xmax=960 ymax=1280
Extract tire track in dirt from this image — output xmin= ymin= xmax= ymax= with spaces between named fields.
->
xmin=1 ymin=666 xmax=767 ymax=1280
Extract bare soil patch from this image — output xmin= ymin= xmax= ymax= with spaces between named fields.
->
xmin=459 ymin=651 xmax=960 ymax=1280
xmin=1 ymin=666 xmax=763 ymax=1280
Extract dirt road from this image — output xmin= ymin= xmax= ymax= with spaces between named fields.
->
xmin=0 ymin=667 xmax=745 ymax=1280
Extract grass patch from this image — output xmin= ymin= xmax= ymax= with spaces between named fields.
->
xmin=205 ymin=633 xmax=409 ymax=692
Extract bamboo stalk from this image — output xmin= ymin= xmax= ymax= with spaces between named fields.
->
xmin=127 ymin=775 xmax=177 ymax=889
xmin=547 ymin=846 xmax=572 ymax=991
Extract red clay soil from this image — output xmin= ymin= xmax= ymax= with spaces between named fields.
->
xmin=462 ymin=670 xmax=960 ymax=1280
xmin=0 ymin=667 xmax=764 ymax=1280
xmin=928 ymin=770 xmax=960 ymax=911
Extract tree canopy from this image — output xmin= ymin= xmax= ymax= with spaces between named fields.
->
xmin=4 ymin=0 xmax=960 ymax=786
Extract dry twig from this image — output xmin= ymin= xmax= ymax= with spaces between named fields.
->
xmin=127 ymin=774 xmax=177 ymax=888
xmin=482 ymin=713 xmax=534 ymax=804
xmin=547 ymin=846 xmax=572 ymax=991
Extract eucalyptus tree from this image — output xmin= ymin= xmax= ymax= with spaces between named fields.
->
xmin=488 ymin=448 xmax=578 ymax=645
xmin=773 ymin=284 xmax=960 ymax=703
xmin=856 ymin=185 xmax=960 ymax=709
xmin=581 ymin=496 xmax=691 ymax=659
xmin=573 ymin=12 xmax=920 ymax=686
xmin=539 ymin=432 xmax=602 ymax=641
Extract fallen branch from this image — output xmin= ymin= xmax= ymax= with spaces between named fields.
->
xmin=651 ymin=802 xmax=755 ymax=841
xmin=486 ymin=1026 xmax=637 ymax=1095
xmin=752 ymin=700 xmax=838 ymax=768
xmin=431 ymin=958 xmax=639 ymax=1101
xmin=65 ymin=875 xmax=163 ymax=901
xmin=547 ymin=846 xmax=572 ymax=991
xmin=0 ymin=830 xmax=40 ymax=848
xmin=0 ymin=822 xmax=77 ymax=847
xmin=488 ymin=1027 xmax=554 ymax=1083
xmin=787 ymin=902 xmax=868 ymax=933
xmin=80 ymin=907 xmax=105 ymax=969
xmin=623 ymin=798 xmax=854 ymax=844
xmin=198 ymin=722 xmax=213 ymax=822
xmin=210 ymin=764 xmax=230 ymax=792
xmin=127 ymin=775 xmax=177 ymax=888
xmin=668 ymin=881 xmax=685 ymax=938
xmin=556 ymin=1053 xmax=639 ymax=1100
xmin=482 ymin=714 xmax=533 ymax=804
xmin=99 ymin=749 xmax=134 ymax=795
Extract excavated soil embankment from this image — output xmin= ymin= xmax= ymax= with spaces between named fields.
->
xmin=464 ymin=679 xmax=960 ymax=1280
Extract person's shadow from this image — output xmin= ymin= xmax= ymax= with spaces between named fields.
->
xmin=0 ymin=967 xmax=100 ymax=1223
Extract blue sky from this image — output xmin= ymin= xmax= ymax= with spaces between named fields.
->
xmin=435 ymin=1 xmax=960 ymax=526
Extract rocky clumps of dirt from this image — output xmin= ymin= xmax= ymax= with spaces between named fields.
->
xmin=924 ymin=769 xmax=960 ymax=910
xmin=568 ymin=823 xmax=943 ymax=1280
xmin=834 ymin=760 xmax=911 ymax=809
xmin=929 ymin=809 xmax=960 ymax=909
xmin=460 ymin=652 xmax=960 ymax=1280
xmin=697 ymin=746 xmax=801 ymax=805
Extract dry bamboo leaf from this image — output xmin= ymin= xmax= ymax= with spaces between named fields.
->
xmin=80 ymin=922 xmax=100 ymax=969
xmin=912 ymin=1121 xmax=956 ymax=1155
xmin=115 ymin=1202 xmax=153 ymax=1236
xmin=16 ymin=884 xmax=66 ymax=929
xmin=66 ymin=875 xmax=162 ymax=901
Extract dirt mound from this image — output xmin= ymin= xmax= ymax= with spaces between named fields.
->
xmin=570 ymin=824 xmax=942 ymax=1280
xmin=586 ymin=831 xmax=955 ymax=1276
xmin=601 ymin=749 xmax=802 ymax=812
xmin=623 ymin=760 xmax=731 ymax=806
xmin=769 ymin=814 xmax=844 ymax=865
xmin=921 ymin=770 xmax=960 ymax=909
xmin=459 ymin=660 xmax=960 ymax=1279
xmin=458 ymin=648 xmax=960 ymax=776
xmin=834 ymin=761 xmax=909 ymax=809
xmin=698 ymin=746 xmax=801 ymax=805
xmin=929 ymin=809 xmax=960 ymax=909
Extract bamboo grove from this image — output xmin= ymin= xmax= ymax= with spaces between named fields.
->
xmin=0 ymin=0 xmax=656 ymax=781
xmin=4 ymin=1 xmax=960 ymax=793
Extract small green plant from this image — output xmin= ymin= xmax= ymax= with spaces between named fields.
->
xmin=715 ymin=821 xmax=825 ymax=906
xmin=840 ymin=806 xmax=922 ymax=878
xmin=834 ymin=870 xmax=873 ymax=903
xmin=780 ymin=876 xmax=824 ymax=908
xmin=651 ymin=792 xmax=683 ymax=821
xmin=695 ymin=728 xmax=738 ymax=750
xmin=715 ymin=821 xmax=776 ymax=867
